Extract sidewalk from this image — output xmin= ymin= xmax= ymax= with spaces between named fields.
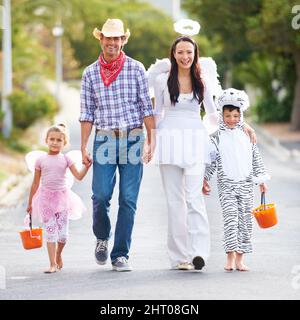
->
xmin=260 ymin=122 xmax=300 ymax=152
xmin=249 ymin=120 xmax=300 ymax=164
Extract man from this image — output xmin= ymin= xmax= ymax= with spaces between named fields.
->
xmin=79 ymin=18 xmax=155 ymax=272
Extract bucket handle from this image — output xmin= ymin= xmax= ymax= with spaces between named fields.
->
xmin=28 ymin=214 xmax=41 ymax=240
xmin=261 ymin=192 xmax=266 ymax=210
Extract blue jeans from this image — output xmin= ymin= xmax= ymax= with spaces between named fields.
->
xmin=92 ymin=130 xmax=144 ymax=261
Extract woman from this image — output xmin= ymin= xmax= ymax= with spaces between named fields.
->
xmin=148 ymin=36 xmax=255 ymax=271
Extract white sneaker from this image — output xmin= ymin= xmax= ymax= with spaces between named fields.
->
xmin=176 ymin=262 xmax=194 ymax=270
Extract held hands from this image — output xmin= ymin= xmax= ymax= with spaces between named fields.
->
xmin=142 ymin=139 xmax=156 ymax=164
xmin=202 ymin=179 xmax=211 ymax=195
xmin=81 ymin=148 xmax=93 ymax=167
xmin=259 ymin=183 xmax=268 ymax=193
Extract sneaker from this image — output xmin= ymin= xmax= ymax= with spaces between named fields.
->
xmin=95 ymin=239 xmax=108 ymax=265
xmin=192 ymin=256 xmax=205 ymax=270
xmin=176 ymin=262 xmax=194 ymax=270
xmin=112 ymin=256 xmax=132 ymax=272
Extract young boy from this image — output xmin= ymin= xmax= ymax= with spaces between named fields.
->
xmin=203 ymin=88 xmax=270 ymax=272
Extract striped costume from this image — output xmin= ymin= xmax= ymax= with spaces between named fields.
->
xmin=204 ymin=89 xmax=270 ymax=254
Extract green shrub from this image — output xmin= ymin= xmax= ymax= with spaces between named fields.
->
xmin=0 ymin=109 xmax=4 ymax=129
xmin=8 ymin=90 xmax=57 ymax=129
xmin=253 ymin=94 xmax=293 ymax=123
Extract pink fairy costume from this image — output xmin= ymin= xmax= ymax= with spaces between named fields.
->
xmin=31 ymin=153 xmax=86 ymax=243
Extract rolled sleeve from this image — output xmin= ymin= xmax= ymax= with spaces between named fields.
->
xmin=136 ymin=65 xmax=154 ymax=118
xmin=79 ymin=69 xmax=96 ymax=123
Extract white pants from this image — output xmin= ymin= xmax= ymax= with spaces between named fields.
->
xmin=159 ymin=164 xmax=210 ymax=268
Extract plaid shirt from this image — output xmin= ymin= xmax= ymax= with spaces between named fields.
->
xmin=79 ymin=56 xmax=153 ymax=130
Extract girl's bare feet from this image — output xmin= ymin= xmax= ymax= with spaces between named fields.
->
xmin=224 ymin=252 xmax=235 ymax=271
xmin=235 ymin=252 xmax=250 ymax=271
xmin=56 ymin=254 xmax=63 ymax=270
xmin=44 ymin=265 xmax=57 ymax=274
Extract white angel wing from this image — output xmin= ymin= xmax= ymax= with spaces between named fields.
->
xmin=65 ymin=150 xmax=83 ymax=189
xmin=25 ymin=151 xmax=47 ymax=173
xmin=146 ymin=58 xmax=171 ymax=96
xmin=200 ymin=57 xmax=223 ymax=98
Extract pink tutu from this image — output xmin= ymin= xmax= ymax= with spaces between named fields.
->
xmin=32 ymin=186 xmax=86 ymax=223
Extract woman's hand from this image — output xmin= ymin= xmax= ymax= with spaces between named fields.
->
xmin=142 ymin=139 xmax=156 ymax=164
xmin=243 ymin=123 xmax=257 ymax=144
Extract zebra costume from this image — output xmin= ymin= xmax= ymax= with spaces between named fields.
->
xmin=204 ymin=89 xmax=270 ymax=254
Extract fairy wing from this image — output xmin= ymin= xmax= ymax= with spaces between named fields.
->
xmin=200 ymin=57 xmax=223 ymax=134
xmin=25 ymin=151 xmax=47 ymax=173
xmin=146 ymin=58 xmax=171 ymax=97
xmin=199 ymin=57 xmax=223 ymax=98
xmin=65 ymin=150 xmax=83 ymax=189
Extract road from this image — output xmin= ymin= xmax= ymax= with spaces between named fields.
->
xmin=0 ymin=83 xmax=299 ymax=300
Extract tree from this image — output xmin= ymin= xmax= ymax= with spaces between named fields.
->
xmin=182 ymin=0 xmax=261 ymax=86
xmin=247 ymin=0 xmax=300 ymax=129
xmin=64 ymin=0 xmax=177 ymax=69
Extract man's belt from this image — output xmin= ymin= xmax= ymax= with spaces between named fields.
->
xmin=96 ymin=126 xmax=143 ymax=138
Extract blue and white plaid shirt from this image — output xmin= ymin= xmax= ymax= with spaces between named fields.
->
xmin=79 ymin=55 xmax=154 ymax=130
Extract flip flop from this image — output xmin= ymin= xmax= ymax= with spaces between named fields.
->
xmin=44 ymin=270 xmax=56 ymax=274
xmin=44 ymin=268 xmax=57 ymax=274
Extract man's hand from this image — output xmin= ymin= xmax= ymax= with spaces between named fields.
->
xmin=81 ymin=148 xmax=93 ymax=166
xmin=142 ymin=139 xmax=156 ymax=164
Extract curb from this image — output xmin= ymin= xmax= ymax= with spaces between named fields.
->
xmin=0 ymin=174 xmax=32 ymax=209
xmin=249 ymin=120 xmax=300 ymax=164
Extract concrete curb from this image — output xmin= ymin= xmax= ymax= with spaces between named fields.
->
xmin=0 ymin=174 xmax=32 ymax=209
xmin=249 ymin=120 xmax=300 ymax=164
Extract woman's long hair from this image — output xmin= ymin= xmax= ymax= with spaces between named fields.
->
xmin=167 ymin=36 xmax=204 ymax=105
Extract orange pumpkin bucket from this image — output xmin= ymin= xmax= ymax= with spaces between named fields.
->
xmin=19 ymin=215 xmax=43 ymax=250
xmin=252 ymin=192 xmax=277 ymax=228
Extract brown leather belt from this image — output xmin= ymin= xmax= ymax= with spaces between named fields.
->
xmin=96 ymin=126 xmax=143 ymax=138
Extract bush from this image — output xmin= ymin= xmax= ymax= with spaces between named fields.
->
xmin=0 ymin=109 xmax=4 ymax=130
xmin=8 ymin=90 xmax=57 ymax=129
xmin=253 ymin=94 xmax=293 ymax=123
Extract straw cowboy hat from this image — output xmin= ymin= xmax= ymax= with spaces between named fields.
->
xmin=93 ymin=19 xmax=130 ymax=44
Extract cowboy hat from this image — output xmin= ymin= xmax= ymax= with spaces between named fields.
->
xmin=93 ymin=18 xmax=130 ymax=44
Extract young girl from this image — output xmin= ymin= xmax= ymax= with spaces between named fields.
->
xmin=203 ymin=88 xmax=270 ymax=272
xmin=27 ymin=124 xmax=91 ymax=273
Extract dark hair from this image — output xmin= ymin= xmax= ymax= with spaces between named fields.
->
xmin=167 ymin=36 xmax=204 ymax=105
xmin=222 ymin=105 xmax=240 ymax=113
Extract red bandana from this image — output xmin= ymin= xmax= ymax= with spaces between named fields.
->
xmin=99 ymin=51 xmax=126 ymax=87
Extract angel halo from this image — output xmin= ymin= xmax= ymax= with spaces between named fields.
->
xmin=173 ymin=18 xmax=201 ymax=36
